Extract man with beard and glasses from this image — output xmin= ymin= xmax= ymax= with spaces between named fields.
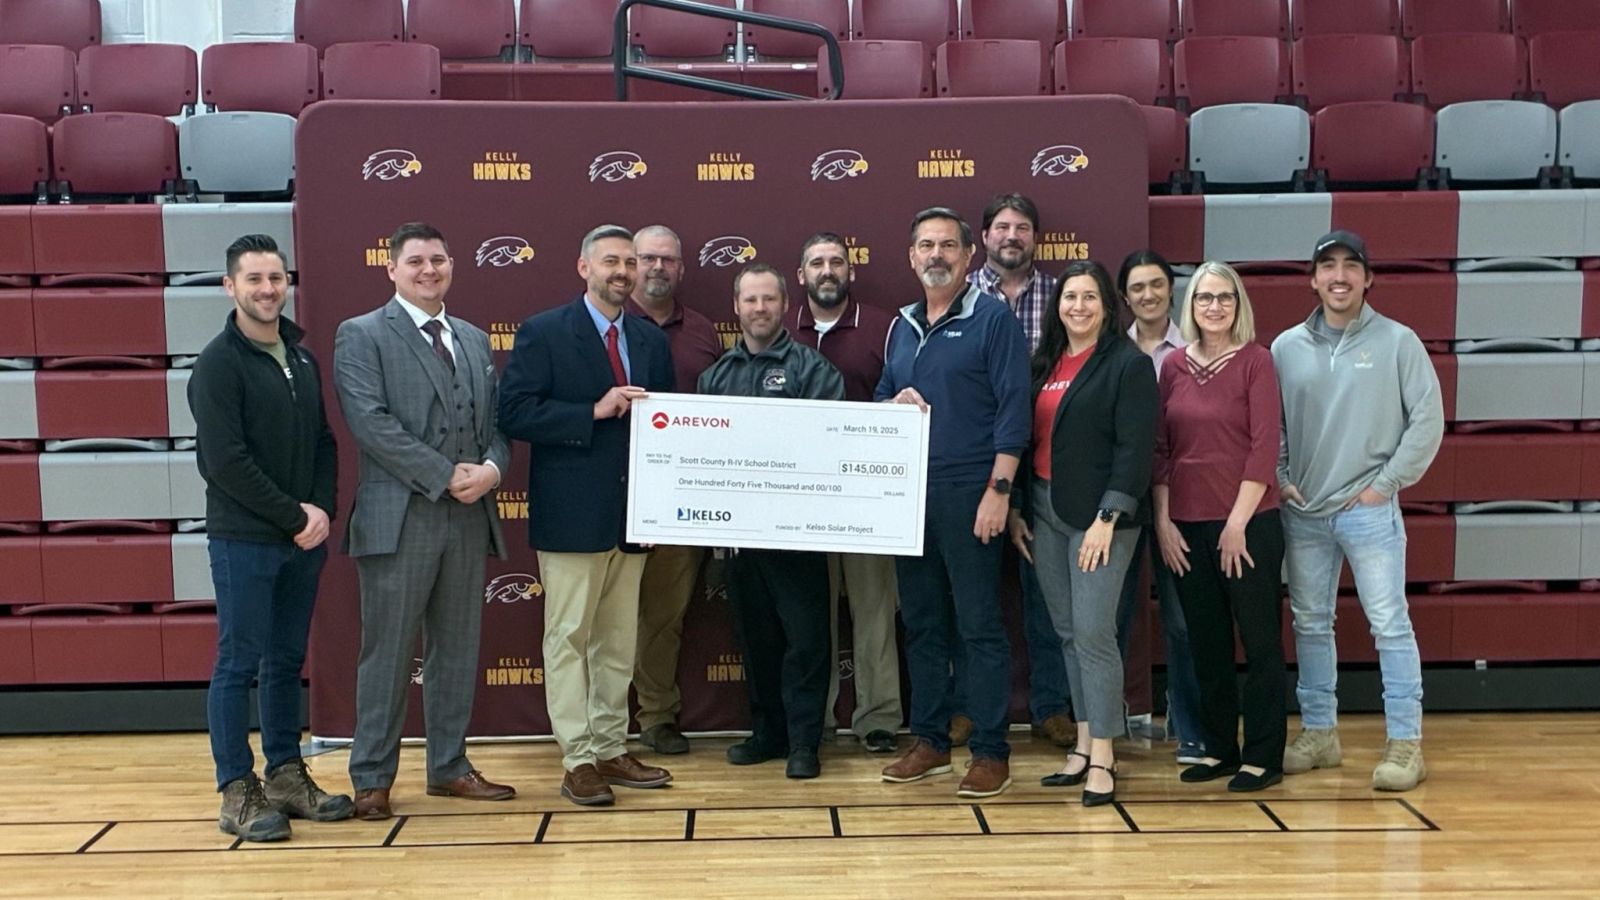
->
xmin=959 ymin=192 xmax=1075 ymax=750
xmin=699 ymin=264 xmax=845 ymax=778
xmin=788 ymin=232 xmax=903 ymax=755
xmin=877 ymin=208 xmax=1030 ymax=799
xmin=499 ymin=224 xmax=677 ymax=807
xmin=625 ymin=224 xmax=725 ymax=756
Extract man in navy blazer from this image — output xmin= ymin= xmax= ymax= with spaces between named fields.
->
xmin=499 ymin=224 xmax=676 ymax=807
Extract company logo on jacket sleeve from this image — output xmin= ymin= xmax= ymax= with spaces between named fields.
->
xmin=1030 ymin=145 xmax=1089 ymax=176
xmin=589 ymin=151 xmax=649 ymax=183
xmin=362 ymin=149 xmax=422 ymax=181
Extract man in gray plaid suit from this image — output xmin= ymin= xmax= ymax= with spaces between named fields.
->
xmin=334 ymin=221 xmax=515 ymax=820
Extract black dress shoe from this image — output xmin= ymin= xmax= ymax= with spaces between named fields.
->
xmin=1081 ymin=764 xmax=1117 ymax=807
xmin=1040 ymin=751 xmax=1091 ymax=787
xmin=726 ymin=737 xmax=787 ymax=766
xmin=1180 ymin=761 xmax=1241 ymax=783
xmin=1227 ymin=768 xmax=1284 ymax=793
xmin=786 ymin=748 xmax=821 ymax=779
xmin=863 ymin=730 xmax=898 ymax=754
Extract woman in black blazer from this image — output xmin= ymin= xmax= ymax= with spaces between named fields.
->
xmin=1008 ymin=260 xmax=1157 ymax=807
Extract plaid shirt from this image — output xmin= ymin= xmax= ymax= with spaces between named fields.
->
xmin=970 ymin=265 xmax=1054 ymax=352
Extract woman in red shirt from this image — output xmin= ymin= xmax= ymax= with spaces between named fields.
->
xmin=1152 ymin=260 xmax=1287 ymax=792
xmin=1008 ymin=260 xmax=1156 ymax=807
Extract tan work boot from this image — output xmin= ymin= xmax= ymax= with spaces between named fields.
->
xmin=949 ymin=714 xmax=973 ymax=748
xmin=881 ymin=739 xmax=953 ymax=783
xmin=1031 ymin=712 xmax=1076 ymax=748
xmin=219 ymin=773 xmax=291 ymax=842
xmin=1283 ymin=727 xmax=1343 ymax=774
xmin=264 ymin=760 xmax=356 ymax=821
xmin=1372 ymin=739 xmax=1426 ymax=791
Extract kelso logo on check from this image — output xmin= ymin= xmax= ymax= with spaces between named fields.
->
xmin=652 ymin=412 xmax=732 ymax=430
xmin=677 ymin=508 xmax=733 ymax=522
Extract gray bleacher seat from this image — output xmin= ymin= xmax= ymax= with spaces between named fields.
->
xmin=162 ymin=202 xmax=295 ymax=284
xmin=170 ymin=533 xmax=213 ymax=602
xmin=39 ymin=451 xmax=175 ymax=520
xmin=1457 ymin=190 xmax=1587 ymax=260
xmin=1435 ymin=100 xmax=1558 ymax=183
xmin=1455 ymin=352 xmax=1585 ymax=421
xmin=1557 ymin=99 xmax=1600 ymax=180
xmin=166 ymin=370 xmax=194 ymax=438
xmin=1456 ymin=513 xmax=1584 ymax=581
xmin=176 ymin=112 xmax=296 ymax=195
xmin=169 ymin=450 xmax=205 ymax=519
xmin=1455 ymin=271 xmax=1584 ymax=341
xmin=163 ymin=288 xmax=297 ymax=359
xmin=1582 ymin=514 xmax=1600 ymax=580
xmin=1583 ymin=352 xmax=1600 ymax=419
xmin=1200 ymin=193 xmax=1330 ymax=261
xmin=0 ymin=370 xmax=37 ymax=439
xmin=1188 ymin=103 xmax=1310 ymax=188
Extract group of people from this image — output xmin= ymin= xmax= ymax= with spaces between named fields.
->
xmin=187 ymin=191 xmax=1442 ymax=843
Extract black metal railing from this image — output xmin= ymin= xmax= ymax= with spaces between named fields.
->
xmin=613 ymin=0 xmax=845 ymax=101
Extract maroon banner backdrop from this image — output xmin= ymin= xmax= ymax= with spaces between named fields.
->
xmin=294 ymin=97 xmax=1148 ymax=739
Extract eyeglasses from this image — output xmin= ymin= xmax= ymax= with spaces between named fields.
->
xmin=640 ymin=254 xmax=681 ymax=267
xmin=1192 ymin=291 xmax=1238 ymax=308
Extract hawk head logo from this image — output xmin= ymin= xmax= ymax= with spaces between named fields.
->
xmin=362 ymin=149 xmax=423 ymax=181
xmin=589 ymin=151 xmax=649 ymax=183
xmin=409 ymin=656 xmax=425 ymax=685
xmin=810 ymin=149 xmax=870 ymax=182
xmin=484 ymin=573 xmax=542 ymax=604
xmin=1030 ymin=144 xmax=1090 ymax=177
xmin=699 ymin=236 xmax=758 ymax=268
xmin=651 ymin=411 xmax=670 ymax=430
xmin=475 ymin=236 xmax=536 ymax=268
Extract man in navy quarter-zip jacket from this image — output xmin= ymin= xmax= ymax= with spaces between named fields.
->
xmin=875 ymin=207 xmax=1031 ymax=800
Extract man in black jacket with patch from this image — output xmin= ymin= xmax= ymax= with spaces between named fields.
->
xmin=698 ymin=263 xmax=845 ymax=779
xmin=188 ymin=234 xmax=353 ymax=842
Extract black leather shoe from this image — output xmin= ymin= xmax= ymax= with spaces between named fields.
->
xmin=1040 ymin=751 xmax=1091 ymax=787
xmin=726 ymin=737 xmax=787 ymax=766
xmin=786 ymin=748 xmax=821 ymax=779
xmin=863 ymin=730 xmax=898 ymax=754
xmin=1180 ymin=761 xmax=1241 ymax=783
xmin=1227 ymin=768 xmax=1284 ymax=793
xmin=1081 ymin=764 xmax=1117 ymax=807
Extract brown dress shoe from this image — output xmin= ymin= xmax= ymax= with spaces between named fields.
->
xmin=881 ymin=738 xmax=953 ymax=783
xmin=957 ymin=758 xmax=1012 ymax=799
xmin=595 ymin=752 xmax=673 ymax=788
xmin=561 ymin=764 xmax=616 ymax=807
xmin=949 ymin=714 xmax=973 ymax=748
xmin=1032 ymin=712 xmax=1077 ymax=748
xmin=425 ymin=769 xmax=516 ymax=801
xmin=354 ymin=787 xmax=392 ymax=821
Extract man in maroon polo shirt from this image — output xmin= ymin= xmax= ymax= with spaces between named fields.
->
xmin=789 ymin=231 xmax=903 ymax=754
xmin=626 ymin=224 xmax=726 ymax=755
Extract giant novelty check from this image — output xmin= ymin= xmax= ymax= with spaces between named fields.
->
xmin=627 ymin=393 xmax=930 ymax=555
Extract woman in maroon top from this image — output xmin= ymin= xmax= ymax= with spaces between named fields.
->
xmin=1152 ymin=260 xmax=1288 ymax=793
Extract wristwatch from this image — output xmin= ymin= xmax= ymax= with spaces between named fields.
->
xmin=1097 ymin=507 xmax=1117 ymax=523
xmin=988 ymin=476 xmax=1012 ymax=496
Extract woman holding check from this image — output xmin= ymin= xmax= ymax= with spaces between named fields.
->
xmin=1008 ymin=260 xmax=1156 ymax=807
xmin=1152 ymin=260 xmax=1288 ymax=793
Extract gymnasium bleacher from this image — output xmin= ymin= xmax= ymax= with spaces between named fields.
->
xmin=3 ymin=0 xmax=1600 ymax=694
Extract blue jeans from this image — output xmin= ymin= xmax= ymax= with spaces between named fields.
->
xmin=947 ymin=555 xmax=1069 ymax=723
xmin=1116 ymin=527 xmax=1205 ymax=746
xmin=896 ymin=481 xmax=1013 ymax=761
xmin=1283 ymin=499 xmax=1422 ymax=740
xmin=207 ymin=538 xmax=326 ymax=790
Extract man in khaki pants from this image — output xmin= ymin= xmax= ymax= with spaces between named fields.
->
xmin=498 ymin=225 xmax=678 ymax=806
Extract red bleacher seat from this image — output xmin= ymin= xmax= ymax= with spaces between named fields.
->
xmin=0 ymin=43 xmax=75 ymax=121
xmin=745 ymin=0 xmax=848 ymax=59
xmin=1411 ymin=32 xmax=1529 ymax=108
xmin=408 ymin=0 xmax=515 ymax=59
xmin=0 ymin=618 xmax=33 ymax=683
xmin=520 ymin=0 xmax=613 ymax=58
xmin=51 ymin=113 xmax=177 ymax=197
xmin=1313 ymin=102 xmax=1436 ymax=188
xmin=1452 ymin=434 xmax=1585 ymax=500
xmin=1291 ymin=0 xmax=1399 ymax=37
xmin=161 ymin=613 xmax=218 ymax=681
xmin=1403 ymin=0 xmax=1511 ymax=38
xmin=0 ymin=288 xmax=34 ymax=356
xmin=77 ymin=43 xmax=198 ymax=117
xmin=1530 ymin=31 xmax=1600 ymax=106
xmin=0 ymin=536 xmax=43 ymax=603
xmin=632 ymin=0 xmax=736 ymax=59
xmin=1293 ymin=35 xmax=1409 ymax=111
xmin=1174 ymin=36 xmax=1289 ymax=109
xmin=31 ymin=616 xmax=164 ymax=683
xmin=1142 ymin=105 xmax=1188 ymax=188
xmin=962 ymin=0 xmax=1064 ymax=77
xmin=936 ymin=39 xmax=1047 ymax=97
xmin=1071 ymin=0 xmax=1179 ymax=41
xmin=40 ymin=534 xmax=173 ymax=605
xmin=34 ymin=370 xmax=168 ymax=440
xmin=1182 ymin=0 xmax=1288 ymax=39
xmin=294 ymin=0 xmax=404 ymax=52
xmin=0 ymin=0 xmax=100 ymax=53
xmin=1453 ymin=595 xmax=1596 ymax=661
xmin=321 ymin=42 xmax=441 ymax=100
xmin=852 ymin=0 xmax=957 ymax=68
xmin=31 ymin=287 xmax=166 ymax=357
xmin=0 ymin=112 xmax=47 ymax=196
xmin=0 ymin=453 xmax=41 ymax=523
xmin=201 ymin=42 xmax=319 ymax=116
xmin=1053 ymin=37 xmax=1169 ymax=106
xmin=1514 ymin=0 xmax=1600 ymax=38
xmin=29 ymin=207 xmax=164 ymax=287
xmin=819 ymin=40 xmax=929 ymax=99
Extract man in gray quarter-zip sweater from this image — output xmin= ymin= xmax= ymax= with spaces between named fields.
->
xmin=1271 ymin=230 xmax=1444 ymax=793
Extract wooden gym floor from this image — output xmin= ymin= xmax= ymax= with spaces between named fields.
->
xmin=0 ymin=712 xmax=1596 ymax=898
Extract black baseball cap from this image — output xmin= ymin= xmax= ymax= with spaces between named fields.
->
xmin=1312 ymin=229 xmax=1369 ymax=268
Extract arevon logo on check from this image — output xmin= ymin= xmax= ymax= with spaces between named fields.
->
xmin=677 ymin=508 xmax=733 ymax=522
xmin=654 ymin=414 xmax=733 ymax=429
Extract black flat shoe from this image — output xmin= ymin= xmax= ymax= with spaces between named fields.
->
xmin=1227 ymin=768 xmax=1284 ymax=793
xmin=785 ymin=748 xmax=821 ymax=780
xmin=1081 ymin=764 xmax=1117 ymax=807
xmin=1040 ymin=751 xmax=1091 ymax=787
xmin=1180 ymin=761 xmax=1241 ymax=783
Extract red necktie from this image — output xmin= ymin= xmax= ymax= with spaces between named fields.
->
xmin=421 ymin=319 xmax=454 ymax=374
xmin=605 ymin=323 xmax=628 ymax=386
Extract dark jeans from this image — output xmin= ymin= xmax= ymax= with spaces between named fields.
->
xmin=948 ymin=553 xmax=1069 ymax=723
xmin=1173 ymin=510 xmax=1287 ymax=770
xmin=897 ymin=481 xmax=1012 ymax=761
xmin=1115 ymin=526 xmax=1206 ymax=745
xmin=207 ymin=537 xmax=326 ymax=791
xmin=726 ymin=549 xmax=831 ymax=753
